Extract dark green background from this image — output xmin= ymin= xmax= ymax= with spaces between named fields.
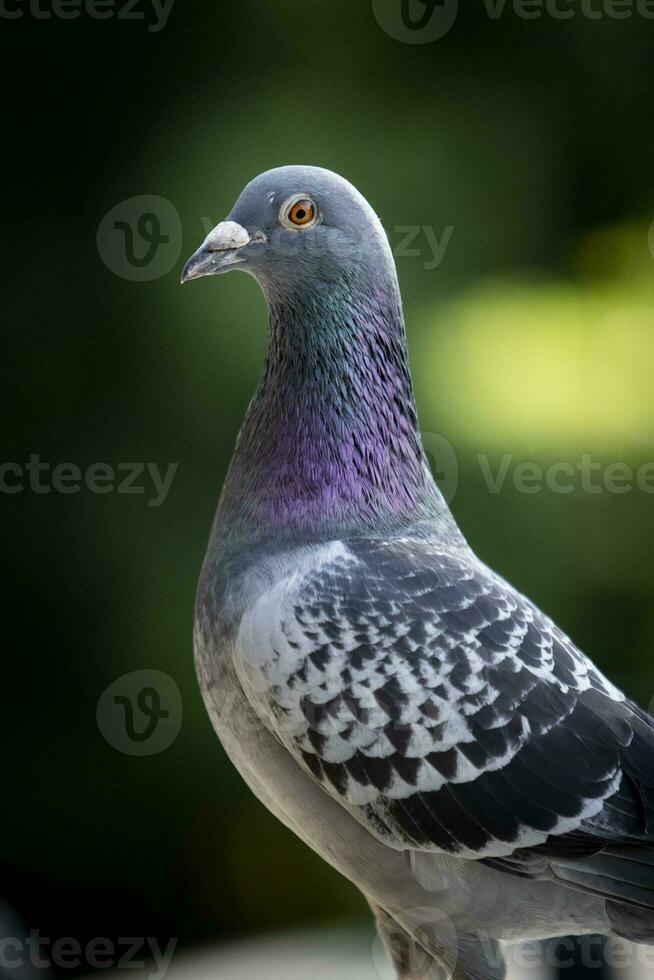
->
xmin=3 ymin=0 xmax=654 ymax=974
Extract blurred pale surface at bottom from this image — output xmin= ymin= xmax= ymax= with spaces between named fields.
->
xmin=89 ymin=929 xmax=654 ymax=980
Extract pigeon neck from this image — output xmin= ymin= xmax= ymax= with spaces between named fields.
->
xmin=216 ymin=272 xmax=448 ymax=547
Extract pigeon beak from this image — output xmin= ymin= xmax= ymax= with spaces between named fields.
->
xmin=180 ymin=220 xmax=251 ymax=283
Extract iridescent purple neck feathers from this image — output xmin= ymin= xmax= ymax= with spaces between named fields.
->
xmin=216 ymin=269 xmax=450 ymax=547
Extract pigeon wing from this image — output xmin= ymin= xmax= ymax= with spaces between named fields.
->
xmin=236 ymin=536 xmax=653 ymax=862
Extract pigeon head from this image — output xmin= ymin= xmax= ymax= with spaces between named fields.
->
xmin=180 ymin=165 xmax=453 ymax=543
xmin=181 ymin=165 xmax=395 ymax=297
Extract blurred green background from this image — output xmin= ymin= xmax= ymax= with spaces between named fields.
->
xmin=3 ymin=0 xmax=654 ymax=974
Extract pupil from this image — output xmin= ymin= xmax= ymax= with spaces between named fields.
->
xmin=296 ymin=209 xmax=306 ymax=220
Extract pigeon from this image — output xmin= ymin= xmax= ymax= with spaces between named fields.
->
xmin=181 ymin=166 xmax=654 ymax=980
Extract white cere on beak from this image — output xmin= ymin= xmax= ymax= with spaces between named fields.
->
xmin=204 ymin=221 xmax=251 ymax=252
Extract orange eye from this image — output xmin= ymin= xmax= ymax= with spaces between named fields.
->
xmin=286 ymin=198 xmax=316 ymax=226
